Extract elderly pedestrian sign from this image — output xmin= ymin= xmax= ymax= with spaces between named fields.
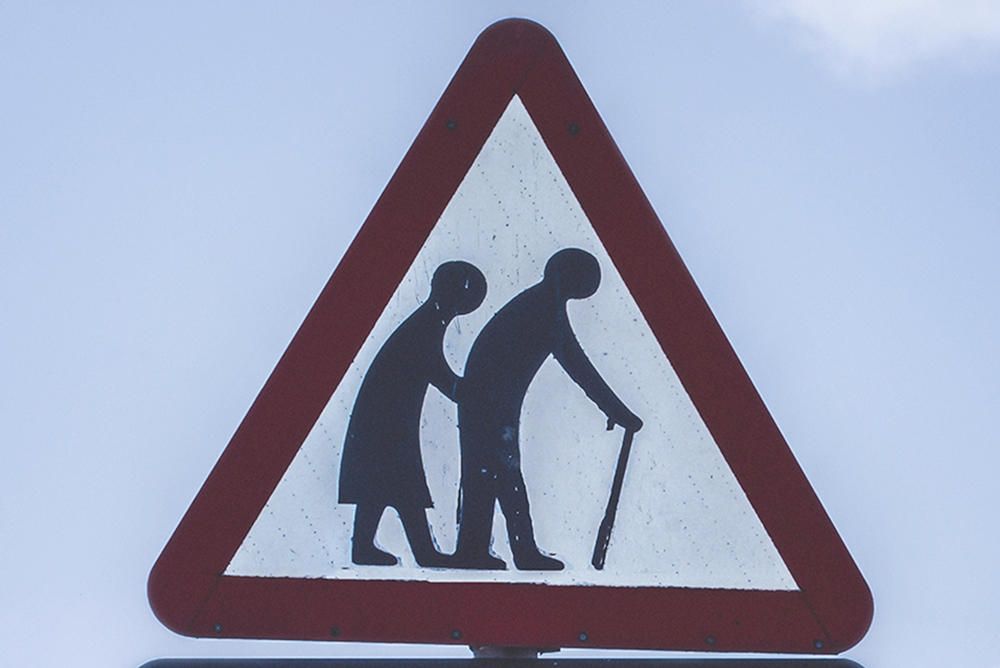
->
xmin=149 ymin=19 xmax=872 ymax=654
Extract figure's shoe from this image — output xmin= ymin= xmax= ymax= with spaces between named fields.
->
xmin=513 ymin=550 xmax=564 ymax=571
xmin=352 ymin=545 xmax=398 ymax=566
xmin=450 ymin=551 xmax=508 ymax=570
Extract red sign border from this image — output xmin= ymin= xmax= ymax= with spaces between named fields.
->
xmin=148 ymin=18 xmax=872 ymax=654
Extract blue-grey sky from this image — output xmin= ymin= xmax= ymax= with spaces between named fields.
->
xmin=2 ymin=2 xmax=998 ymax=667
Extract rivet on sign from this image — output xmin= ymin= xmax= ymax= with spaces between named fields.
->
xmin=446 ymin=120 xmax=458 ymax=131
xmin=706 ymin=636 xmax=716 ymax=646
xmin=578 ymin=632 xmax=589 ymax=642
xmin=451 ymin=629 xmax=463 ymax=640
xmin=329 ymin=626 xmax=341 ymax=637
xmin=213 ymin=623 xmax=223 ymax=634
xmin=568 ymin=122 xmax=580 ymax=136
xmin=814 ymin=639 xmax=824 ymax=649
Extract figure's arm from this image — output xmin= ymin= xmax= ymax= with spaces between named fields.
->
xmin=552 ymin=309 xmax=642 ymax=432
xmin=428 ymin=346 xmax=462 ymax=403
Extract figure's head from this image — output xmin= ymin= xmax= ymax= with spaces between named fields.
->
xmin=430 ymin=260 xmax=487 ymax=316
xmin=543 ymin=248 xmax=600 ymax=299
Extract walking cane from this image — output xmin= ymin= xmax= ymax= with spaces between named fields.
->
xmin=592 ymin=425 xmax=636 ymax=570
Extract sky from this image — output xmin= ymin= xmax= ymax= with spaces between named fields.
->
xmin=2 ymin=2 xmax=999 ymax=667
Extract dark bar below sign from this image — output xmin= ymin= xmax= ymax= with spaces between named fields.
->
xmin=139 ymin=659 xmax=866 ymax=668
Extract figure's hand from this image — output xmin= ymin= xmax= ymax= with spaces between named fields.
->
xmin=606 ymin=410 xmax=643 ymax=433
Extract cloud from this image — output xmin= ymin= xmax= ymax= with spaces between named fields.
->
xmin=747 ymin=0 xmax=1000 ymax=82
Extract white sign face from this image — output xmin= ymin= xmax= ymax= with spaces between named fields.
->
xmin=226 ymin=97 xmax=796 ymax=591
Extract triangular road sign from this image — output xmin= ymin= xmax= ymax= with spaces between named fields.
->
xmin=149 ymin=18 xmax=872 ymax=654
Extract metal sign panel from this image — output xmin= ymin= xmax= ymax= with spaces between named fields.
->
xmin=148 ymin=19 xmax=872 ymax=654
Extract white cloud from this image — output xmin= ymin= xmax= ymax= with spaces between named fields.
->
xmin=747 ymin=0 xmax=1000 ymax=81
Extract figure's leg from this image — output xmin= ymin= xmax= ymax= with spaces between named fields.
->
xmin=396 ymin=506 xmax=452 ymax=568
xmin=452 ymin=467 xmax=506 ymax=570
xmin=351 ymin=504 xmax=398 ymax=566
xmin=498 ymin=468 xmax=563 ymax=571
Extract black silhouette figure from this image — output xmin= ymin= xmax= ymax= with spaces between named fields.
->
xmin=339 ymin=261 xmax=487 ymax=567
xmin=452 ymin=248 xmax=642 ymax=570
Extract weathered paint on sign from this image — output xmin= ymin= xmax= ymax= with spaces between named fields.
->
xmin=227 ymin=97 xmax=796 ymax=591
xmin=148 ymin=19 xmax=872 ymax=654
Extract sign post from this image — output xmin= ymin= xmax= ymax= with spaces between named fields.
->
xmin=149 ymin=18 xmax=871 ymax=657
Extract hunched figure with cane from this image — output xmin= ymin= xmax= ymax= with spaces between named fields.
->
xmin=452 ymin=248 xmax=642 ymax=571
